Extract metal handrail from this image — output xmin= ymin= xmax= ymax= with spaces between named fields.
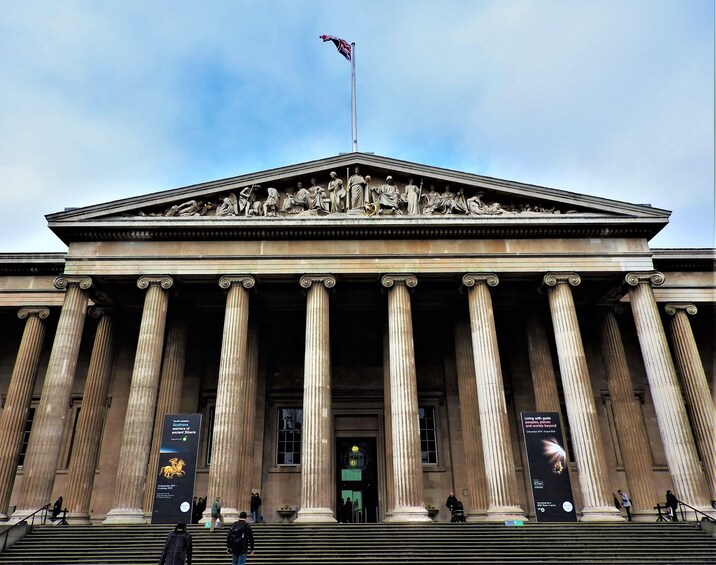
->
xmin=677 ymin=500 xmax=715 ymax=526
xmin=0 ymin=504 xmax=50 ymax=553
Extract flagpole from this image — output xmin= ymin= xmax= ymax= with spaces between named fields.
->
xmin=351 ymin=42 xmax=357 ymax=152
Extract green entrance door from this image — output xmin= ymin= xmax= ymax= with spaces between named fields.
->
xmin=336 ymin=437 xmax=378 ymax=523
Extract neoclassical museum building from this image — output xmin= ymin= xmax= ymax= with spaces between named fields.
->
xmin=0 ymin=154 xmax=713 ymax=525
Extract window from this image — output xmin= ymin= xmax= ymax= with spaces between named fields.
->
xmin=276 ymin=408 xmax=302 ymax=465
xmin=419 ymin=406 xmax=438 ymax=465
xmin=18 ymin=407 xmax=36 ymax=467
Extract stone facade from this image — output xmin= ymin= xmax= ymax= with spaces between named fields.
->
xmin=0 ymin=154 xmax=713 ymax=524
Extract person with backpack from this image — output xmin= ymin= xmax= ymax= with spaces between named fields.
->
xmin=226 ymin=511 xmax=255 ymax=565
xmin=159 ymin=521 xmax=192 ymax=565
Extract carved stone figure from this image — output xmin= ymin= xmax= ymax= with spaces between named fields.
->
xmin=422 ymin=185 xmax=445 ymax=215
xmin=165 ymin=199 xmax=209 ymax=217
xmin=376 ymin=176 xmax=402 ymax=215
xmin=453 ymin=188 xmax=469 ymax=214
xmin=309 ymin=178 xmax=330 ymax=214
xmin=216 ymin=193 xmax=238 ymax=217
xmin=282 ymin=182 xmax=308 ymax=214
xmin=237 ymin=185 xmax=260 ymax=216
xmin=264 ymin=187 xmax=280 ymax=217
xmin=467 ymin=191 xmax=504 ymax=215
xmin=403 ymin=178 xmax=421 ymax=215
xmin=327 ymin=171 xmax=346 ymax=213
xmin=348 ymin=166 xmax=367 ymax=210
xmin=444 ymin=185 xmax=468 ymax=215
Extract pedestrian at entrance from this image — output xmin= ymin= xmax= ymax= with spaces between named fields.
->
xmin=250 ymin=492 xmax=262 ymax=523
xmin=159 ymin=521 xmax=193 ymax=565
xmin=226 ymin=511 xmax=255 ymax=565
xmin=618 ymin=490 xmax=632 ymax=521
xmin=666 ymin=490 xmax=679 ymax=521
xmin=211 ymin=497 xmax=224 ymax=532
xmin=446 ymin=492 xmax=459 ymax=512
xmin=344 ymin=498 xmax=353 ymax=523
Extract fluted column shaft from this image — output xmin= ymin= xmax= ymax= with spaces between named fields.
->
xmin=295 ymin=275 xmax=336 ymax=523
xmin=382 ymin=322 xmax=395 ymax=518
xmin=0 ymin=308 xmax=50 ymax=520
xmin=104 ymin=276 xmax=173 ymax=523
xmin=14 ymin=277 xmax=92 ymax=519
xmin=543 ymin=273 xmax=621 ymax=521
xmin=143 ymin=317 xmax=188 ymax=514
xmin=665 ymin=303 xmax=716 ymax=501
xmin=237 ymin=321 xmax=259 ymax=513
xmin=526 ymin=311 xmax=562 ymax=414
xmin=65 ymin=309 xmax=114 ymax=523
xmin=381 ymin=275 xmax=430 ymax=522
xmin=463 ymin=274 xmax=525 ymax=522
xmin=600 ymin=309 xmax=658 ymax=519
xmin=454 ymin=314 xmax=488 ymax=520
xmin=625 ymin=273 xmax=712 ymax=512
xmin=203 ymin=275 xmax=254 ymax=523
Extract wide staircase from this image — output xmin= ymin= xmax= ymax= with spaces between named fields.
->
xmin=1 ymin=522 xmax=715 ymax=565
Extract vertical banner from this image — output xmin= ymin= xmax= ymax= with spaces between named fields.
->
xmin=151 ymin=414 xmax=202 ymax=524
xmin=521 ymin=411 xmax=577 ymax=522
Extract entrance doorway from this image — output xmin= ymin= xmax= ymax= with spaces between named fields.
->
xmin=336 ymin=437 xmax=378 ymax=523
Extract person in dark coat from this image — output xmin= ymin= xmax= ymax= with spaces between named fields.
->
xmin=226 ymin=511 xmax=255 ymax=565
xmin=159 ymin=521 xmax=192 ymax=565
xmin=250 ymin=492 xmax=262 ymax=523
xmin=51 ymin=496 xmax=63 ymax=521
xmin=666 ymin=490 xmax=679 ymax=521
xmin=446 ymin=492 xmax=459 ymax=512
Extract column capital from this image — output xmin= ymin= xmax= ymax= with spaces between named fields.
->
xmin=219 ymin=275 xmax=255 ymax=290
xmin=88 ymin=307 xmax=112 ymax=319
xmin=462 ymin=273 xmax=499 ymax=288
xmin=624 ymin=271 xmax=665 ymax=287
xmin=137 ymin=275 xmax=174 ymax=290
xmin=54 ymin=275 xmax=93 ymax=291
xmin=17 ymin=307 xmax=50 ymax=320
xmin=543 ymin=272 xmax=581 ymax=287
xmin=597 ymin=303 xmax=627 ymax=316
xmin=664 ymin=303 xmax=698 ymax=316
xmin=381 ymin=274 xmax=418 ymax=288
xmin=299 ymin=274 xmax=336 ymax=289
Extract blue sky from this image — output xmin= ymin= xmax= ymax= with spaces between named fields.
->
xmin=0 ymin=0 xmax=713 ymax=251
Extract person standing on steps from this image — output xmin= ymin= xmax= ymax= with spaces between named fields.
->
xmin=666 ymin=490 xmax=679 ymax=521
xmin=618 ymin=490 xmax=632 ymax=521
xmin=159 ymin=521 xmax=193 ymax=565
xmin=226 ymin=511 xmax=255 ymax=565
xmin=250 ymin=492 xmax=262 ymax=524
xmin=211 ymin=497 xmax=224 ymax=532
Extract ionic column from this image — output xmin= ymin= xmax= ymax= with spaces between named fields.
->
xmin=543 ymin=273 xmax=621 ymax=521
xmin=104 ymin=275 xmax=173 ymax=524
xmin=203 ymin=275 xmax=254 ymax=524
xmin=236 ymin=320 xmax=259 ymax=514
xmin=600 ymin=307 xmax=658 ymax=521
xmin=382 ymin=323 xmax=395 ymax=519
xmin=295 ymin=275 xmax=337 ymax=523
xmin=381 ymin=274 xmax=430 ymax=522
xmin=13 ymin=276 xmax=92 ymax=520
xmin=625 ymin=273 xmax=712 ymax=513
xmin=453 ymin=313 xmax=488 ymax=521
xmin=664 ymin=303 xmax=716 ymax=502
xmin=0 ymin=307 xmax=50 ymax=520
xmin=65 ymin=308 xmax=114 ymax=524
xmin=462 ymin=274 xmax=525 ymax=522
xmin=143 ymin=317 xmax=188 ymax=515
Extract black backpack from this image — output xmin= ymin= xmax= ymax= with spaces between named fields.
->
xmin=227 ymin=522 xmax=249 ymax=552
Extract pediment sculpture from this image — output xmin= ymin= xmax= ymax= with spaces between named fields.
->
xmin=134 ymin=166 xmax=581 ymax=219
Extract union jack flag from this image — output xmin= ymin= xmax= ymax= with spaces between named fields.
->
xmin=320 ymin=34 xmax=352 ymax=61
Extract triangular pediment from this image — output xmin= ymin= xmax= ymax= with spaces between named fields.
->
xmin=46 ymin=153 xmax=670 ymax=243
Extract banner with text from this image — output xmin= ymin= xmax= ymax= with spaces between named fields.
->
xmin=521 ymin=412 xmax=577 ymax=522
xmin=151 ymin=414 xmax=202 ymax=524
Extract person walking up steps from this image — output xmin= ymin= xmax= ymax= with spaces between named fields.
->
xmin=226 ymin=511 xmax=255 ymax=565
xmin=618 ymin=489 xmax=632 ymax=521
xmin=211 ymin=497 xmax=223 ymax=532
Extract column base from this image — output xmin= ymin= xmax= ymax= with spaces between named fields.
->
xmin=65 ymin=512 xmax=93 ymax=525
xmin=6 ymin=508 xmax=49 ymax=525
xmin=103 ymin=508 xmax=146 ymax=524
xmin=294 ymin=507 xmax=336 ymax=523
xmin=466 ymin=510 xmax=489 ymax=522
xmin=484 ymin=505 xmax=527 ymax=523
xmin=579 ymin=505 xmax=624 ymax=522
xmin=384 ymin=506 xmax=432 ymax=523
xmin=631 ymin=509 xmax=658 ymax=523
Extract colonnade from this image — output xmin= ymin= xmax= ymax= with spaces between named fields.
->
xmin=0 ymin=271 xmax=713 ymax=524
